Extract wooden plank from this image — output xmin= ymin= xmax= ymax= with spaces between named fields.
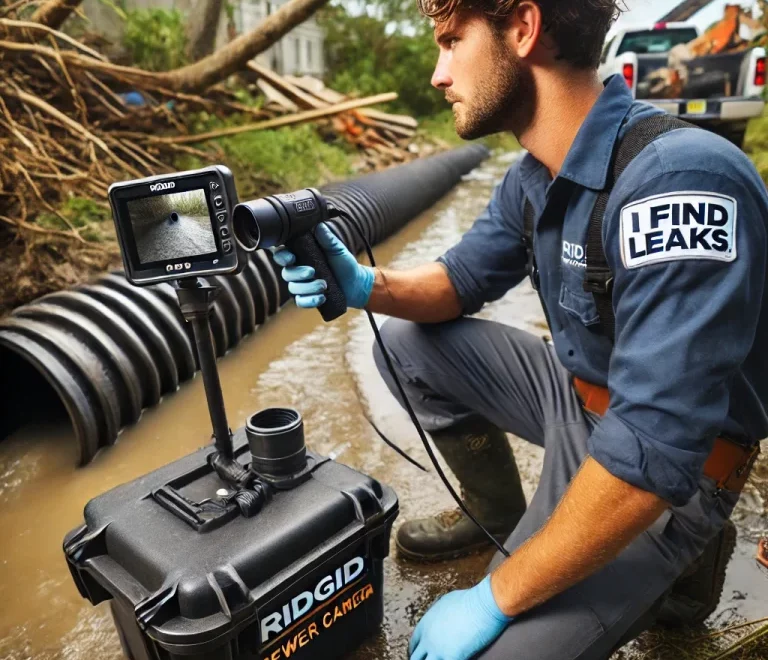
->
xmin=351 ymin=111 xmax=415 ymax=138
xmin=358 ymin=107 xmax=418 ymax=129
xmin=247 ymin=61 xmax=327 ymax=109
xmin=256 ymin=79 xmax=299 ymax=112
xmin=284 ymin=75 xmax=347 ymax=104
xmin=155 ymin=92 xmax=399 ymax=144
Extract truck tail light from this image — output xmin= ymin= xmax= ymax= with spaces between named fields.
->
xmin=755 ymin=57 xmax=766 ymax=86
xmin=623 ymin=63 xmax=635 ymax=89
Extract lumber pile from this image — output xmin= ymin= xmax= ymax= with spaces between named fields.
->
xmin=244 ymin=63 xmax=418 ymax=169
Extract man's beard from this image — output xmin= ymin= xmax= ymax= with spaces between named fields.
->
xmin=450 ymin=38 xmax=535 ymax=140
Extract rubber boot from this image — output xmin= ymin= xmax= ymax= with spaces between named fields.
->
xmin=396 ymin=417 xmax=527 ymax=561
xmin=656 ymin=519 xmax=737 ymax=626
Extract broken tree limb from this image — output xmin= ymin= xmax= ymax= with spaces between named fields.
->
xmin=0 ymin=18 xmax=107 ymax=60
xmin=1 ymin=83 xmax=143 ymax=178
xmin=156 ymin=0 xmax=333 ymax=92
xmin=3 ymin=0 xmax=333 ymax=94
xmin=0 ymin=39 xmax=160 ymax=84
xmin=29 ymin=0 xmax=83 ymax=30
xmin=148 ymin=92 xmax=398 ymax=144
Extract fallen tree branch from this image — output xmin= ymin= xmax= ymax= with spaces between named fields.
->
xmin=0 ymin=39 xmax=160 ymax=84
xmin=146 ymin=92 xmax=399 ymax=144
xmin=0 ymin=18 xmax=106 ymax=60
xmin=152 ymin=0 xmax=333 ymax=92
xmin=0 ymin=213 xmax=83 ymax=240
xmin=2 ymin=83 xmax=144 ymax=178
xmin=29 ymin=0 xmax=83 ymax=31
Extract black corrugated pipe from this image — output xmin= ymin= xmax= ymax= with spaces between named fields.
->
xmin=0 ymin=144 xmax=489 ymax=465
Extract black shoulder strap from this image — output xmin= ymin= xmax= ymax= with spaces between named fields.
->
xmin=523 ymin=197 xmax=536 ymax=288
xmin=584 ymin=114 xmax=699 ymax=342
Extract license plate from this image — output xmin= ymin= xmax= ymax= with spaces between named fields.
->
xmin=686 ymin=100 xmax=707 ymax=115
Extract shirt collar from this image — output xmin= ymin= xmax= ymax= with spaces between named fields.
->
xmin=520 ymin=74 xmax=634 ymax=192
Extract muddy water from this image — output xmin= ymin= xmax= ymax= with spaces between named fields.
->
xmin=1 ymin=152 xmax=766 ymax=660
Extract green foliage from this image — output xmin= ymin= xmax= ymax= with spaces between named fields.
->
xmin=177 ymin=112 xmax=354 ymax=196
xmin=224 ymin=1 xmax=237 ymax=23
xmin=318 ymin=2 xmax=524 ymax=150
xmin=745 ymin=110 xmax=768 ymax=184
xmin=218 ymin=124 xmax=354 ymax=191
xmin=123 ymin=8 xmax=188 ymax=71
xmin=318 ymin=5 xmax=445 ymax=119
xmin=37 ymin=196 xmax=111 ymax=241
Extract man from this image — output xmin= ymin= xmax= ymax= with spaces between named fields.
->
xmin=270 ymin=0 xmax=768 ymax=657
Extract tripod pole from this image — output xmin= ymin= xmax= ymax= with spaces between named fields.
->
xmin=175 ymin=279 xmax=233 ymax=460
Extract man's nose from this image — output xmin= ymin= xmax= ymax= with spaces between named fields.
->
xmin=431 ymin=51 xmax=452 ymax=90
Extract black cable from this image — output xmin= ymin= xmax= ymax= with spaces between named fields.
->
xmin=331 ymin=210 xmax=510 ymax=558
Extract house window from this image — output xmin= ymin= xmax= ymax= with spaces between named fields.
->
xmin=295 ymin=38 xmax=301 ymax=70
xmin=307 ymin=40 xmax=313 ymax=67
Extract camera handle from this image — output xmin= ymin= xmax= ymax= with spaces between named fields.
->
xmin=287 ymin=232 xmax=347 ymax=322
xmin=175 ymin=279 xmax=251 ymax=487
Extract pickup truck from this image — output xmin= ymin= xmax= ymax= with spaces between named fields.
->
xmin=598 ymin=22 xmax=766 ymax=147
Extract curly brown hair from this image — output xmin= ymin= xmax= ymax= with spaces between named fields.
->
xmin=419 ymin=0 xmax=626 ymax=70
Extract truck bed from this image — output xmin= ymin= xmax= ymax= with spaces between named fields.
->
xmin=635 ymin=50 xmax=750 ymax=100
xmin=682 ymin=50 xmax=750 ymax=97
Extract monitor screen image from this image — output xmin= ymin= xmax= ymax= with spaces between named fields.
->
xmin=127 ymin=189 xmax=217 ymax=264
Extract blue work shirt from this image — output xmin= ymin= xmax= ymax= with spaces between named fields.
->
xmin=439 ymin=74 xmax=768 ymax=505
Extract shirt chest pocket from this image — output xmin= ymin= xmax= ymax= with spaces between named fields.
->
xmin=559 ymin=279 xmax=600 ymax=326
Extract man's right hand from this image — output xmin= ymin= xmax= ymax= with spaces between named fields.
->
xmin=271 ymin=223 xmax=375 ymax=310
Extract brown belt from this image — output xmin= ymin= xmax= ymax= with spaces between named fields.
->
xmin=573 ymin=377 xmax=760 ymax=493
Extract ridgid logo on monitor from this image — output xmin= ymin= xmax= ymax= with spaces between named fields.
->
xmin=260 ymin=555 xmax=370 ymax=654
xmin=149 ymin=181 xmax=175 ymax=192
xmin=620 ymin=192 xmax=737 ymax=269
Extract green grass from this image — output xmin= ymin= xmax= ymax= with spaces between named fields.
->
xmin=36 ymin=196 xmax=112 ymax=241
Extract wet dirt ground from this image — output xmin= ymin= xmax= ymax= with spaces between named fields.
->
xmin=1 ymin=152 xmax=766 ymax=659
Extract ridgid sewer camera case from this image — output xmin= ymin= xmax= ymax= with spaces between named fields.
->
xmin=64 ymin=424 xmax=399 ymax=660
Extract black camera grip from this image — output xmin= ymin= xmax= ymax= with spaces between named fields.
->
xmin=287 ymin=232 xmax=347 ymax=322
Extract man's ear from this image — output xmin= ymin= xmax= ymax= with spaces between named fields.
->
xmin=505 ymin=0 xmax=543 ymax=59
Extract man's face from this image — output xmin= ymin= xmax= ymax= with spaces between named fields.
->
xmin=431 ymin=11 xmax=535 ymax=139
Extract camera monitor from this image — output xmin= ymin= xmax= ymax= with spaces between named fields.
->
xmin=108 ymin=165 xmax=240 ymax=285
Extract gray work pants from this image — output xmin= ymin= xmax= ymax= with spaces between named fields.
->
xmin=373 ymin=317 xmax=740 ymax=660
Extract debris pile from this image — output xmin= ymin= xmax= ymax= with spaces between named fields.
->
xmin=0 ymin=6 xmax=419 ymax=313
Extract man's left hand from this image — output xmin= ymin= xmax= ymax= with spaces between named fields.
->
xmin=409 ymin=575 xmax=512 ymax=660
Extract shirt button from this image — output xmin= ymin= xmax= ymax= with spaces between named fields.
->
xmin=568 ymin=350 xmax=574 ymax=357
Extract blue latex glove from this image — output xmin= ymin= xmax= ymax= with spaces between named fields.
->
xmin=271 ymin=223 xmax=375 ymax=310
xmin=409 ymin=575 xmax=513 ymax=660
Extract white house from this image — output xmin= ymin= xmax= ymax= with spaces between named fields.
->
xmin=80 ymin=0 xmax=325 ymax=76
xmin=239 ymin=0 xmax=325 ymax=77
